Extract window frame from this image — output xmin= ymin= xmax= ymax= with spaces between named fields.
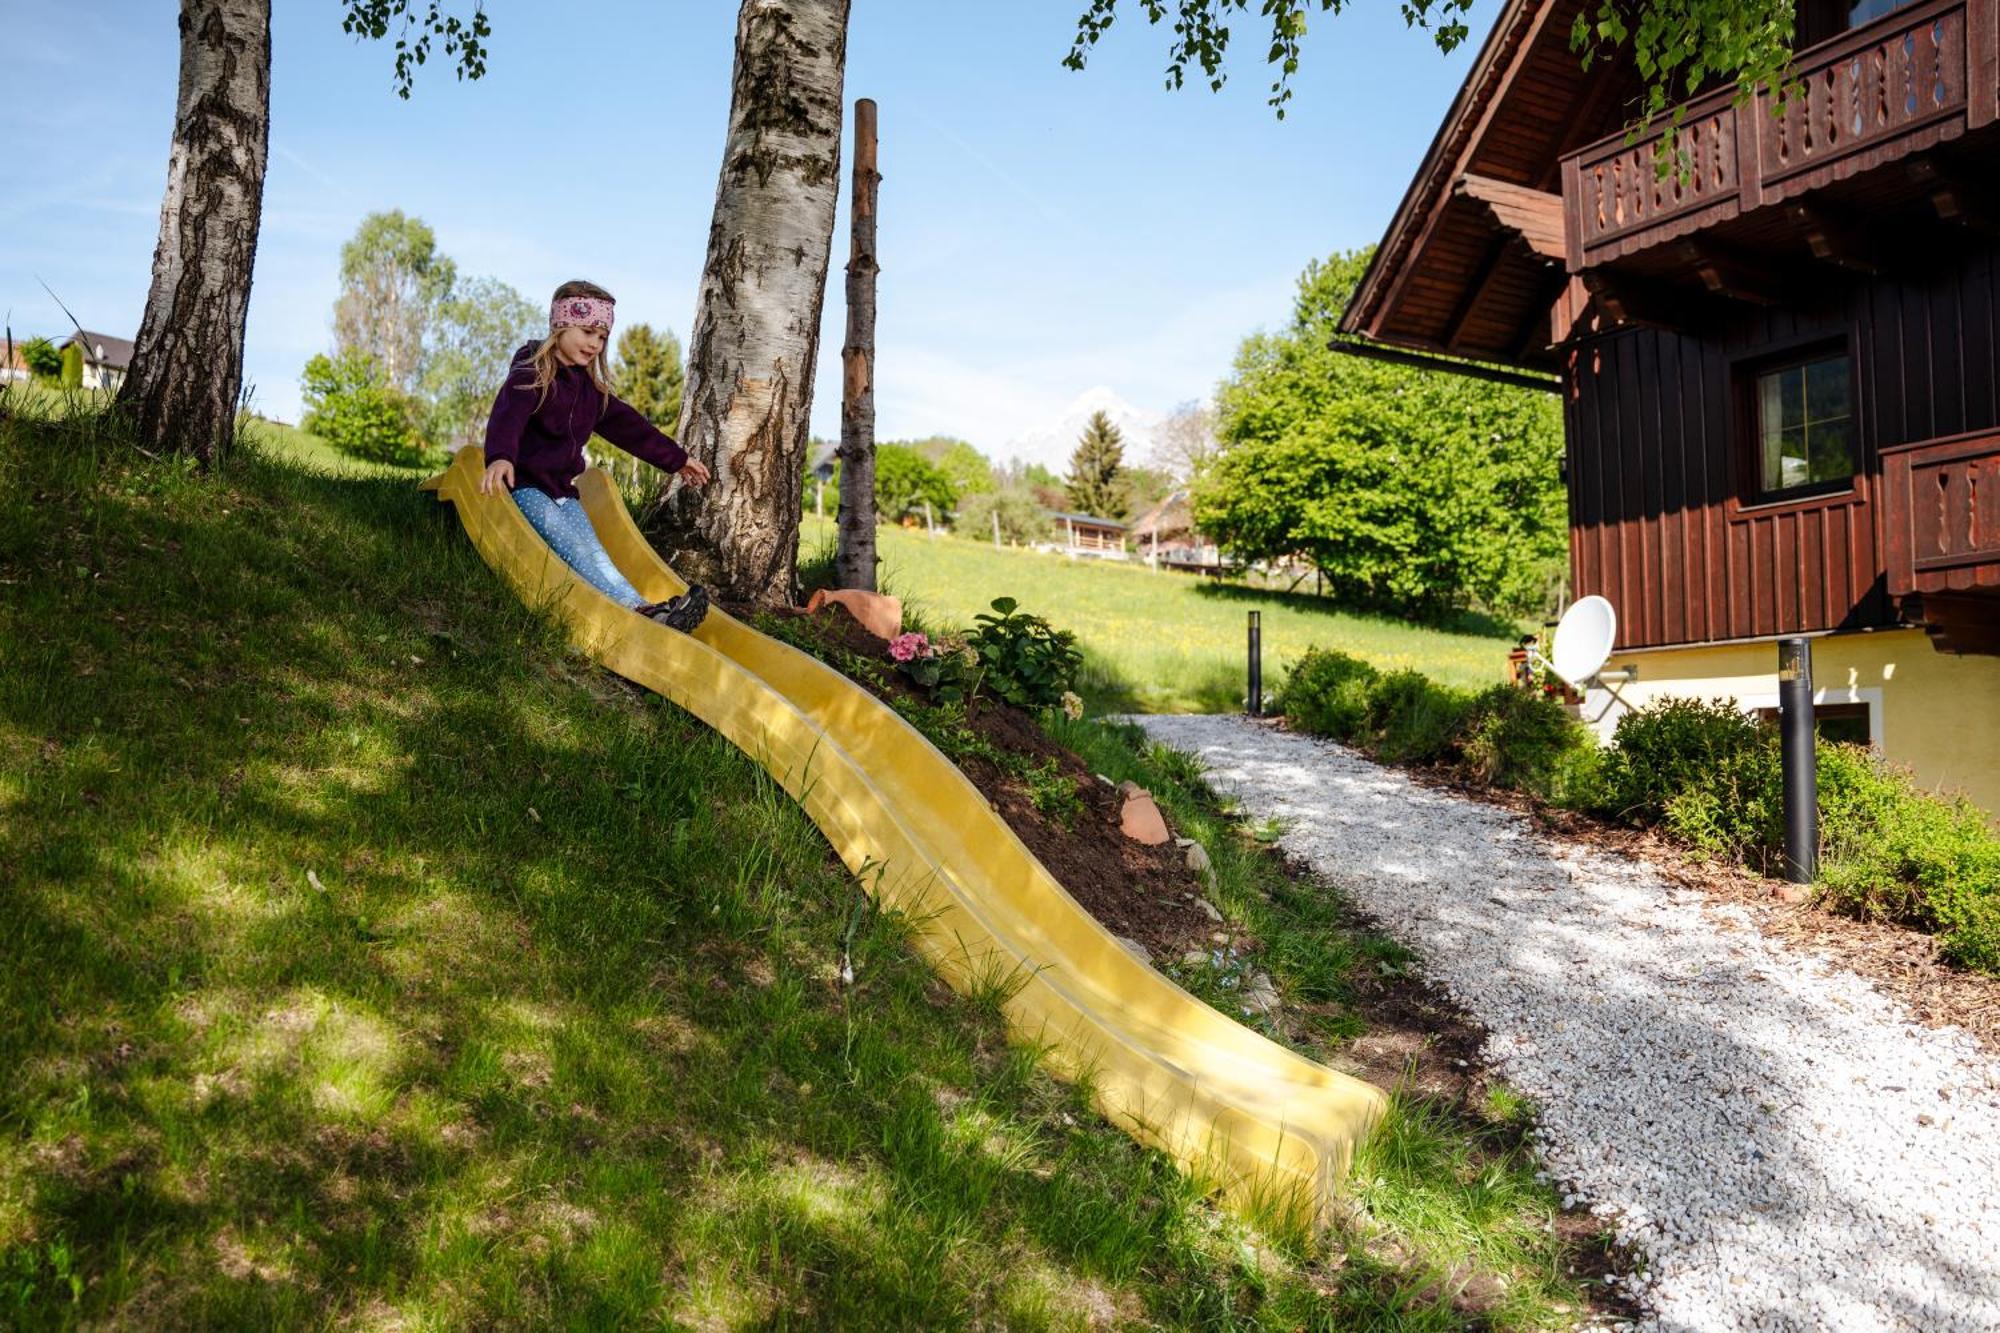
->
xmin=1730 ymin=337 xmax=1867 ymax=518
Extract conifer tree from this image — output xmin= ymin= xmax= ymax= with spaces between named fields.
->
xmin=1065 ymin=409 xmax=1126 ymax=518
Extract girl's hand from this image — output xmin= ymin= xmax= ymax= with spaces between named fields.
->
xmin=677 ymin=457 xmax=712 ymax=487
xmin=480 ymin=459 xmax=515 ymax=495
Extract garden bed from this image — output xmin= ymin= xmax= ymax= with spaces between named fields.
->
xmin=747 ymin=601 xmax=1222 ymax=963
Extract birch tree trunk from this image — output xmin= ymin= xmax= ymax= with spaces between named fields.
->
xmin=646 ymin=0 xmax=852 ymax=606
xmin=834 ymin=97 xmax=879 ymax=592
xmin=117 ymin=0 xmax=271 ymax=465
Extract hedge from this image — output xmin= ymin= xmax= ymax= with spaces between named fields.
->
xmin=1276 ymin=650 xmax=2000 ymax=973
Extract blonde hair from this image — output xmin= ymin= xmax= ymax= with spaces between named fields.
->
xmin=518 ymin=279 xmax=616 ymax=413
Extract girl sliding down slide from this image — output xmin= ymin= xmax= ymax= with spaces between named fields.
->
xmin=478 ymin=279 xmax=712 ymax=632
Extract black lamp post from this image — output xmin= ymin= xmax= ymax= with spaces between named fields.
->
xmin=1778 ymin=636 xmax=1817 ymax=883
xmin=1247 ymin=611 xmax=1263 ymax=718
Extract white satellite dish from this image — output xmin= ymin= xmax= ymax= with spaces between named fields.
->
xmin=1549 ymin=595 xmax=1618 ymax=687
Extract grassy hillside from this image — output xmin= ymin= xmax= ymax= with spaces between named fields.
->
xmin=0 ymin=401 xmax=1597 ymax=1327
xmin=800 ymin=516 xmax=1522 ymax=712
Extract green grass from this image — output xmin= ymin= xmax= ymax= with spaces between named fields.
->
xmin=801 ymin=516 xmax=1523 ymax=713
xmin=0 ymin=396 xmax=1597 ymax=1327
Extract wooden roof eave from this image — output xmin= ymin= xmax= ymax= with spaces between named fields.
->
xmin=1339 ymin=0 xmax=1554 ymax=342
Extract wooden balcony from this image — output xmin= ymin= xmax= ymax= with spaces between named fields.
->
xmin=1883 ymin=427 xmax=2000 ymax=598
xmin=1562 ymin=0 xmax=2000 ymax=270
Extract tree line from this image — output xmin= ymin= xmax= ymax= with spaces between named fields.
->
xmin=299 ymin=210 xmax=684 ymax=477
xmin=105 ymin=0 xmax=1765 ymax=610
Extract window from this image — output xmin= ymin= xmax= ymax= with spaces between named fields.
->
xmin=1752 ymin=701 xmax=1873 ymax=746
xmin=1754 ymin=354 xmax=1855 ymax=501
xmin=1845 ymin=0 xmax=1918 ymax=29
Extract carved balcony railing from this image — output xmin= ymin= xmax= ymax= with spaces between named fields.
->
xmin=1562 ymin=0 xmax=1999 ymax=270
xmin=1882 ymin=427 xmax=2000 ymax=596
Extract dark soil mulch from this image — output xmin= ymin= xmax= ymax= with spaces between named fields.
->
xmin=744 ymin=602 xmax=1222 ymax=962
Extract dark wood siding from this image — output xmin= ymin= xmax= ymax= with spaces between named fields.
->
xmin=1565 ymin=243 xmax=2000 ymax=649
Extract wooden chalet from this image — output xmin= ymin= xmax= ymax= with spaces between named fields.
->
xmin=1131 ymin=489 xmax=1225 ymax=570
xmin=1043 ymin=510 xmax=1128 ymax=559
xmin=1347 ymin=0 xmax=2000 ymax=814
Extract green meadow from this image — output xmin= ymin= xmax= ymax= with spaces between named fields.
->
xmin=801 ymin=515 xmax=1522 ymax=712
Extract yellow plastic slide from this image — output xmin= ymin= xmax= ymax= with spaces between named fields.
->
xmin=424 ymin=445 xmax=1385 ymax=1223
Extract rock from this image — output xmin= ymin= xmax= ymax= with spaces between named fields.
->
xmin=1196 ymin=897 xmax=1224 ymax=923
xmin=1772 ymin=882 xmax=1813 ymax=905
xmin=1114 ymin=935 xmax=1153 ymax=964
xmin=1185 ymin=842 xmax=1212 ymax=874
xmin=1181 ymin=949 xmax=1209 ymax=966
xmin=1174 ymin=836 xmax=1196 ymax=848
xmin=1095 ymin=773 xmax=1115 ymax=786
xmin=1243 ymin=971 xmax=1280 ymax=1014
xmin=1120 ymin=792 xmax=1171 ymax=845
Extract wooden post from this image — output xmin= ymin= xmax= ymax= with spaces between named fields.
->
xmin=835 ymin=97 xmax=881 ymax=590
xmin=991 ymin=508 xmax=1001 ymax=549
xmin=923 ymin=498 xmax=935 ymax=536
xmin=815 ymin=476 xmax=824 ymax=519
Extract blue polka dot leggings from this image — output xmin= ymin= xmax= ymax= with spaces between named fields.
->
xmin=512 ymin=486 xmax=646 ymax=609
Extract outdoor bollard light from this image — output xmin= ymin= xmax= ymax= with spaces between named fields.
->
xmin=1247 ymin=611 xmax=1263 ymax=717
xmin=1779 ymin=636 xmax=1818 ymax=883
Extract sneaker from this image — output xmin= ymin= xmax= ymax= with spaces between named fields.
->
xmin=645 ymin=584 xmax=709 ymax=634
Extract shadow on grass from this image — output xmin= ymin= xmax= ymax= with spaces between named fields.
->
xmin=2 ymin=415 xmax=1452 ymax=1326
xmin=1185 ymin=579 xmax=1524 ymax=642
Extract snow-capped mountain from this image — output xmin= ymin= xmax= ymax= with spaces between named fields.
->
xmin=1001 ymin=386 xmax=1163 ymax=477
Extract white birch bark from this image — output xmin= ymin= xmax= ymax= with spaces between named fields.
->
xmin=648 ymin=0 xmax=852 ymax=606
xmin=118 ymin=0 xmax=271 ymax=464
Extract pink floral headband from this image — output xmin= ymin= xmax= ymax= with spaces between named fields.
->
xmin=550 ymin=295 xmax=614 ymax=334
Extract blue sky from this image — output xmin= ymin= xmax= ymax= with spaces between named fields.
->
xmin=2 ymin=1 xmax=1490 ymax=461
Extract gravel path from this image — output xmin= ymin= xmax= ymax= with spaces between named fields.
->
xmin=1133 ymin=715 xmax=2000 ymax=1333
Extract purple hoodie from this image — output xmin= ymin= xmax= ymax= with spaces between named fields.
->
xmin=481 ymin=341 xmax=688 ymax=500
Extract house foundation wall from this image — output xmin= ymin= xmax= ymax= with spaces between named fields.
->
xmin=1580 ymin=628 xmax=2000 ymax=819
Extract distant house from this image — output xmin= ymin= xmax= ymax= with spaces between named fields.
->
xmin=1 ymin=335 xmax=37 ymax=385
xmin=1042 ymin=510 xmax=1126 ymax=560
xmin=58 ymin=331 xmax=134 ymax=392
xmin=1129 ymin=489 xmax=1223 ymax=570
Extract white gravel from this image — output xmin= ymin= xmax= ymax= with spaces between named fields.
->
xmin=1132 ymin=714 xmax=2000 ymax=1333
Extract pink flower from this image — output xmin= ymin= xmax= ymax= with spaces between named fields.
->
xmin=888 ymin=632 xmax=932 ymax=663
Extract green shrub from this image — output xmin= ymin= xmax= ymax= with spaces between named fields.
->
xmin=19 ymin=337 xmax=61 ymax=379
xmin=300 ymin=350 xmax=429 ymax=467
xmin=1460 ymin=684 xmax=1596 ymax=800
xmin=1657 ymin=733 xmax=1783 ymax=867
xmin=967 ymin=597 xmax=1082 ymax=710
xmin=1275 ymin=648 xmax=1378 ymax=740
xmin=1599 ymin=697 xmax=1766 ymax=823
xmin=1815 ymin=745 xmax=2000 ymax=969
xmin=1367 ymin=670 xmax=1471 ymax=765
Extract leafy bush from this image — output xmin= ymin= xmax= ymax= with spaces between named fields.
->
xmin=1460 ymin=684 xmax=1597 ymax=800
xmin=1279 ymin=652 xmax=1594 ymax=798
xmin=19 ymin=338 xmax=61 ymax=379
xmin=873 ymin=443 xmax=957 ymax=523
xmin=1366 ymin=670 xmax=1470 ymax=765
xmin=1815 ymin=746 xmax=2000 ymax=970
xmin=967 ymin=597 xmax=1082 ymax=710
xmin=300 ymin=351 xmax=428 ymax=467
xmin=1275 ymin=648 xmax=1378 ymax=740
xmin=952 ymin=488 xmax=1047 ymax=545
xmin=1598 ymin=697 xmax=1767 ymax=824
